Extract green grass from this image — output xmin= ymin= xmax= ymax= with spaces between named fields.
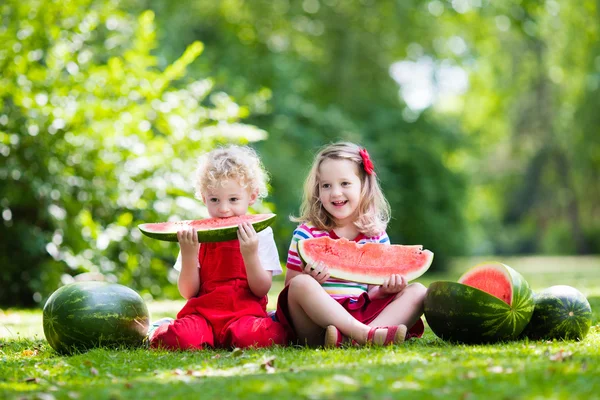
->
xmin=2 ymin=256 xmax=600 ymax=399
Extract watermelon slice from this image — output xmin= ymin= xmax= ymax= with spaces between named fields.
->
xmin=138 ymin=213 xmax=276 ymax=243
xmin=296 ymin=236 xmax=434 ymax=284
xmin=424 ymin=262 xmax=534 ymax=344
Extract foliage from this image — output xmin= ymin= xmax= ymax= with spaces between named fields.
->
xmin=2 ymin=0 xmax=599 ymax=306
xmin=147 ymin=0 xmax=600 ymax=259
xmin=146 ymin=0 xmax=470 ymax=268
xmin=0 ymin=0 xmax=268 ymax=306
xmin=424 ymin=0 xmax=600 ymax=255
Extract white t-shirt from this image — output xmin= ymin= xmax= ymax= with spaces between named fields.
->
xmin=173 ymin=227 xmax=282 ymax=276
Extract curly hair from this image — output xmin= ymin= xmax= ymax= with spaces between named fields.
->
xmin=292 ymin=141 xmax=390 ymax=237
xmin=195 ymin=145 xmax=269 ymax=200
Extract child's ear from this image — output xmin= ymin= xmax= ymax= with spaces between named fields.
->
xmin=248 ymin=190 xmax=258 ymax=205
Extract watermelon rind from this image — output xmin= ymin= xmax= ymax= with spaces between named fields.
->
xmin=138 ymin=213 xmax=276 ymax=243
xmin=424 ymin=264 xmax=534 ymax=343
xmin=521 ymin=285 xmax=592 ymax=341
xmin=42 ymin=282 xmax=150 ymax=354
xmin=297 ymin=237 xmax=434 ymax=285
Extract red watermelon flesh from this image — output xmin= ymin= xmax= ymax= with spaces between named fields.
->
xmin=458 ymin=263 xmax=513 ymax=305
xmin=297 ymin=236 xmax=434 ymax=284
xmin=142 ymin=214 xmax=272 ymax=232
xmin=138 ymin=213 xmax=276 ymax=243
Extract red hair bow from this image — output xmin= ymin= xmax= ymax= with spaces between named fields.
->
xmin=359 ymin=148 xmax=375 ymax=175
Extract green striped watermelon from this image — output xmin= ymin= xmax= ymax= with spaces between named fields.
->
xmin=521 ymin=285 xmax=592 ymax=341
xmin=43 ymin=282 xmax=150 ymax=354
xmin=297 ymin=236 xmax=434 ymax=285
xmin=424 ymin=262 xmax=534 ymax=343
xmin=138 ymin=213 xmax=276 ymax=243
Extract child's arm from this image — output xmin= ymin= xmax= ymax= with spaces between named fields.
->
xmin=238 ymin=222 xmax=272 ymax=297
xmin=177 ymin=228 xmax=201 ymax=299
xmin=367 ymin=274 xmax=407 ymax=300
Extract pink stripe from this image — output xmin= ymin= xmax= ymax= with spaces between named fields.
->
xmin=288 ymin=256 xmax=301 ymax=265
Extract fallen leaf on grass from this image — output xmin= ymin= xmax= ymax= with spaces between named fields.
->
xmin=391 ymin=381 xmax=421 ymax=390
xmin=21 ymin=349 xmax=38 ymax=357
xmin=34 ymin=393 xmax=56 ymax=400
xmin=230 ymin=347 xmax=244 ymax=357
xmin=260 ymin=356 xmax=276 ymax=373
xmin=24 ymin=377 xmax=40 ymax=383
xmin=464 ymin=371 xmax=477 ymax=379
xmin=332 ymin=375 xmax=358 ymax=386
xmin=186 ymin=369 xmax=205 ymax=377
xmin=549 ymin=350 xmax=573 ymax=362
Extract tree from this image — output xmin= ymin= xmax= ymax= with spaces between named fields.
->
xmin=0 ymin=0 xmax=267 ymax=306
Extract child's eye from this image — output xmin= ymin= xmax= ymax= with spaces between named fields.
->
xmin=230 ymin=198 xmax=238 ymax=202
xmin=209 ymin=198 xmax=219 ymax=203
xmin=321 ymin=183 xmax=331 ymax=189
xmin=342 ymin=182 xmax=351 ymax=187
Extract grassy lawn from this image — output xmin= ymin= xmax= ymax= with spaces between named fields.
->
xmin=1 ymin=256 xmax=600 ymax=399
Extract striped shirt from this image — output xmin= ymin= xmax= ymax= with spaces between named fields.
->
xmin=286 ymin=223 xmax=390 ymax=298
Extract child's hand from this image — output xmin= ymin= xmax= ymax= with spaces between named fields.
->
xmin=237 ymin=222 xmax=259 ymax=259
xmin=302 ymin=260 xmax=330 ymax=284
xmin=177 ymin=228 xmax=200 ymax=255
xmin=380 ymin=274 xmax=407 ymax=295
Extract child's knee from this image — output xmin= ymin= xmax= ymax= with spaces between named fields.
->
xmin=289 ymin=274 xmax=319 ymax=294
xmin=408 ymin=282 xmax=427 ymax=298
xmin=396 ymin=282 xmax=427 ymax=304
xmin=405 ymin=282 xmax=427 ymax=309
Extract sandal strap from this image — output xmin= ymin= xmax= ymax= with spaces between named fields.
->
xmin=384 ymin=326 xmax=399 ymax=345
xmin=367 ymin=326 xmax=378 ymax=343
xmin=367 ymin=325 xmax=405 ymax=345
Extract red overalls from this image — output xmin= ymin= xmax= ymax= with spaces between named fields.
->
xmin=151 ymin=240 xmax=288 ymax=350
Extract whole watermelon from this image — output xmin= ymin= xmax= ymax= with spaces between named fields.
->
xmin=43 ymin=282 xmax=150 ymax=354
xmin=522 ymin=285 xmax=592 ymax=341
xmin=424 ymin=262 xmax=534 ymax=343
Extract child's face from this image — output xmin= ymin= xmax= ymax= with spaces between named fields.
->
xmin=202 ymin=179 xmax=257 ymax=218
xmin=317 ymin=158 xmax=362 ymax=226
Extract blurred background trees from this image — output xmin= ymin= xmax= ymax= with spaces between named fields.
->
xmin=1 ymin=0 xmax=598 ymax=306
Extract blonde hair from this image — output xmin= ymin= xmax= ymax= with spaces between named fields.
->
xmin=195 ymin=145 xmax=269 ymax=200
xmin=292 ymin=142 xmax=390 ymax=237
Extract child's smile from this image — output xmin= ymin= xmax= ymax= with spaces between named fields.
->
xmin=318 ymin=158 xmax=362 ymax=226
xmin=332 ymin=200 xmax=348 ymax=207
